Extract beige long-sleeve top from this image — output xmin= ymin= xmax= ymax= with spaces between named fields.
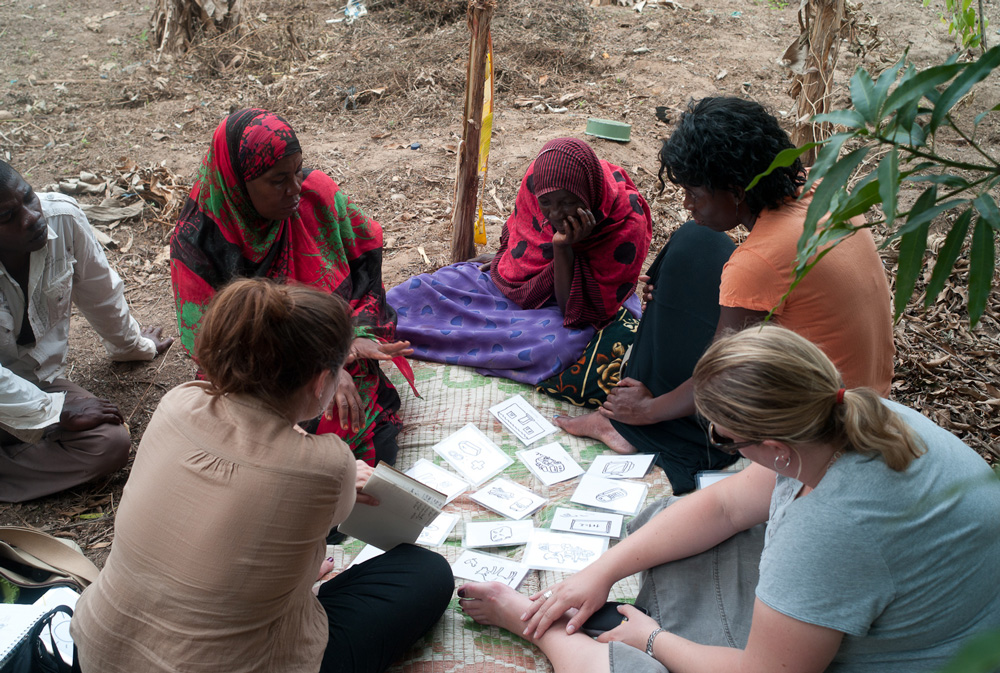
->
xmin=71 ymin=381 xmax=357 ymax=673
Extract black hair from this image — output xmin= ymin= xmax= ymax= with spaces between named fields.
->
xmin=0 ymin=160 xmax=18 ymax=189
xmin=658 ymin=97 xmax=806 ymax=216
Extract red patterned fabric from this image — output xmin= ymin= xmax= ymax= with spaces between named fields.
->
xmin=170 ymin=109 xmax=411 ymax=465
xmin=491 ymin=138 xmax=652 ymax=329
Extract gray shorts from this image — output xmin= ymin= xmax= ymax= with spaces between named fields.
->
xmin=608 ymin=497 xmax=766 ymax=673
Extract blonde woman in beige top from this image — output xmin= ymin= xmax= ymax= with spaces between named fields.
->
xmin=71 ymin=278 xmax=452 ymax=673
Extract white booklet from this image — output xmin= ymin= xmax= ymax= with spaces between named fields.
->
xmin=452 ymin=550 xmax=530 ymax=588
xmin=521 ymin=530 xmax=608 ymax=573
xmin=550 ymin=507 xmax=624 ymax=538
xmin=433 ymin=424 xmax=513 ymax=486
xmin=489 ymin=395 xmax=558 ymax=445
xmin=470 ymin=478 xmax=547 ymax=520
xmin=464 ymin=519 xmax=534 ymax=548
xmin=416 ymin=512 xmax=460 ymax=547
xmin=406 ymin=458 xmax=471 ymax=504
xmin=570 ymin=474 xmax=648 ymax=516
xmin=348 ymin=544 xmax=385 ymax=568
xmin=339 ymin=461 xmax=445 ymax=550
xmin=587 ymin=453 xmax=655 ymax=480
xmin=517 ymin=442 xmax=584 ymax=486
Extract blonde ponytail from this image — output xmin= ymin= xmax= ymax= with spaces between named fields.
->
xmin=693 ymin=325 xmax=924 ymax=471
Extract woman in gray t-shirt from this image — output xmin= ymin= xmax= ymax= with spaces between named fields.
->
xmin=458 ymin=325 xmax=1000 ymax=673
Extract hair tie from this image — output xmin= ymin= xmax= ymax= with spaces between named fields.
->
xmin=836 ymin=388 xmax=846 ymax=405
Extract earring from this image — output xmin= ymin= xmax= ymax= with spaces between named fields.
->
xmin=774 ymin=454 xmax=791 ymax=471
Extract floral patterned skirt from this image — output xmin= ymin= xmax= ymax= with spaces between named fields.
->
xmin=535 ymin=306 xmax=639 ymax=408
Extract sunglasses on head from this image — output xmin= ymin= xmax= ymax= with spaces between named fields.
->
xmin=707 ymin=422 xmax=757 ymax=455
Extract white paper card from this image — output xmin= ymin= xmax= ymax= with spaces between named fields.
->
xmin=470 ymin=478 xmax=547 ymax=520
xmin=570 ymin=474 xmax=648 ymax=516
xmin=517 ymin=442 xmax=584 ymax=485
xmin=696 ymin=470 xmax=735 ymax=489
xmin=406 ymin=459 xmax=471 ymax=504
xmin=587 ymin=453 xmax=655 ymax=480
xmin=416 ymin=512 xmax=460 ymax=547
xmin=348 ymin=544 xmax=385 ymax=567
xmin=521 ymin=530 xmax=608 ymax=573
xmin=433 ymin=424 xmax=513 ymax=486
xmin=464 ymin=519 xmax=534 ymax=548
xmin=550 ymin=507 xmax=624 ymax=538
xmin=489 ymin=395 xmax=557 ymax=445
xmin=452 ymin=551 xmax=530 ymax=588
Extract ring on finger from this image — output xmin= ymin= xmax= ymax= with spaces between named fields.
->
xmin=542 ymin=590 xmax=553 ymax=600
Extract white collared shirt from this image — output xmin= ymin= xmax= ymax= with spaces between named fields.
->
xmin=0 ymin=192 xmax=155 ymax=439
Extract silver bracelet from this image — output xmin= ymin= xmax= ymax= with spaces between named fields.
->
xmin=645 ymin=627 xmax=665 ymax=657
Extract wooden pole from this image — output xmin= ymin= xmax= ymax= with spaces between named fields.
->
xmin=451 ymin=0 xmax=496 ymax=263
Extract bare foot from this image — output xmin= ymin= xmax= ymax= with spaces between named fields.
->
xmin=554 ymin=412 xmax=637 ymax=455
xmin=458 ymin=582 xmax=535 ymax=636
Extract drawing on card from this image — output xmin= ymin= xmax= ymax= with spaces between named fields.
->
xmin=539 ymin=542 xmax=595 ymax=565
xmin=490 ymin=526 xmax=513 ymax=542
xmin=569 ymin=519 xmax=614 ymax=534
xmin=510 ymin=497 xmax=534 ymax=512
xmin=470 ymin=459 xmax=485 ymax=471
xmin=459 ymin=440 xmax=482 ymax=456
xmin=495 ymin=401 xmax=545 ymax=439
xmin=596 ymin=487 xmax=627 ymax=502
xmin=602 ymin=460 xmax=634 ymax=476
xmin=488 ymin=486 xmax=514 ymax=500
xmin=535 ymin=454 xmax=565 ymax=473
xmin=476 ymin=565 xmax=518 ymax=583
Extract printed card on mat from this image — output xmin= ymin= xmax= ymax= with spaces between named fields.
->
xmin=416 ymin=512 xmax=460 ymax=547
xmin=433 ymin=424 xmax=513 ymax=486
xmin=451 ymin=550 xmax=530 ymax=589
xmin=587 ymin=453 xmax=655 ymax=480
xmin=516 ymin=442 xmax=584 ymax=486
xmin=521 ymin=530 xmax=608 ymax=573
xmin=550 ymin=507 xmax=624 ymax=539
xmin=570 ymin=474 xmax=648 ymax=516
xmin=406 ymin=458 xmax=471 ymax=504
xmin=489 ymin=395 xmax=557 ymax=445
xmin=470 ymin=478 xmax=546 ymax=520
xmin=464 ymin=519 xmax=534 ymax=548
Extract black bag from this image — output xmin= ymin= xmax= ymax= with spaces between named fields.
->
xmin=0 ymin=605 xmax=81 ymax=673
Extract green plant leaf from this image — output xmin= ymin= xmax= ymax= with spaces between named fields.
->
xmin=895 ymin=198 xmax=965 ymax=239
xmin=894 ymin=219 xmax=930 ymax=319
xmin=829 ymin=174 xmax=881 ymax=222
xmin=746 ymin=143 xmax=821 ymax=191
xmin=877 ymin=148 xmax=899 ymax=228
xmin=802 ymin=132 xmax=854 ymax=193
xmin=903 ymin=174 xmax=971 ymax=189
xmin=930 ymin=45 xmax=1000 ymax=132
xmin=974 ymin=103 xmax=1000 ymax=127
xmin=883 ymin=62 xmax=964 ymax=118
xmin=968 ymin=215 xmax=996 ymax=326
xmin=800 ymin=146 xmax=870 ymax=248
xmin=925 ymin=209 xmax=972 ymax=307
xmin=872 ymin=57 xmax=907 ymax=114
xmin=973 ymin=193 xmax=1000 ymax=229
xmin=941 ymin=629 xmax=1000 ymax=673
xmin=849 ymin=67 xmax=878 ymax=123
xmin=889 ymin=185 xmax=937 ymax=243
xmin=814 ymin=109 xmax=868 ymax=129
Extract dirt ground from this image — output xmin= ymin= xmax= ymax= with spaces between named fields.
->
xmin=1 ymin=0 xmax=998 ymax=561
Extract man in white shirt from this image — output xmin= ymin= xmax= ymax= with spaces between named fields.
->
xmin=0 ymin=160 xmax=173 ymax=502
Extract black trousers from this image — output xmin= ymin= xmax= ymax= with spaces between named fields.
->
xmin=612 ymin=220 xmax=740 ymax=494
xmin=318 ymin=544 xmax=453 ymax=673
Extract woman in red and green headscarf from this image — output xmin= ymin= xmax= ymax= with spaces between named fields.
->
xmin=170 ymin=108 xmax=414 ymax=466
